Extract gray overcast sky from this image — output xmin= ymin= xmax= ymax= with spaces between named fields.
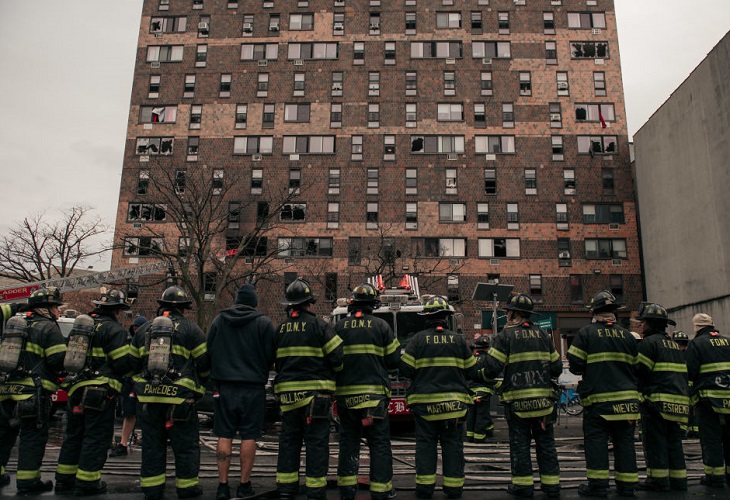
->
xmin=0 ymin=0 xmax=728 ymax=271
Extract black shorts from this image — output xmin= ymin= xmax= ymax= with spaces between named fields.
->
xmin=120 ymin=378 xmax=137 ymax=417
xmin=213 ymin=383 xmax=266 ymax=440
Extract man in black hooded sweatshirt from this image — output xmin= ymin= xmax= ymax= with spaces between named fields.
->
xmin=207 ymin=284 xmax=277 ymax=500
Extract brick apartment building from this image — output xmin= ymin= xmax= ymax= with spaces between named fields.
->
xmin=111 ymin=0 xmax=643 ymax=345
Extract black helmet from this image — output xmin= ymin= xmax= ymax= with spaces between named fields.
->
xmin=351 ymin=283 xmax=379 ymax=304
xmin=505 ymin=294 xmax=535 ymax=315
xmin=636 ymin=302 xmax=676 ymax=326
xmin=419 ymin=296 xmax=453 ymax=317
xmin=281 ymin=278 xmax=316 ymax=307
xmin=157 ymin=286 xmax=193 ymax=309
xmin=27 ymin=287 xmax=64 ymax=308
xmin=588 ymin=290 xmax=620 ymax=313
xmin=672 ymin=331 xmax=689 ymax=343
xmin=474 ymin=335 xmax=491 ymax=349
xmin=92 ymin=288 xmax=131 ymax=309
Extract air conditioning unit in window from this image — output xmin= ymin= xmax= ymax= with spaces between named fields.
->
xmin=557 ymin=82 xmax=569 ymax=90
xmin=612 ymin=259 xmax=622 ymax=266
xmin=447 ymin=154 xmax=457 ymax=161
xmin=154 ymin=33 xmax=163 ymax=38
xmin=449 ymin=259 xmax=461 ymax=265
xmin=445 ymin=58 xmax=456 ymax=64
xmin=446 ymin=178 xmax=457 ymax=187
xmin=293 ymin=59 xmax=304 ymax=66
xmin=592 ymin=28 xmax=601 ymax=35
xmin=550 ymin=113 xmax=561 ymax=122
xmin=257 ymin=59 xmax=268 ymax=66
xmin=198 ymin=22 xmax=209 ymax=31
xmin=269 ymin=24 xmax=279 ymax=31
xmin=151 ymin=61 xmax=161 ymax=68
xmin=252 ymin=154 xmax=263 ymax=161
xmin=368 ymin=84 xmax=379 ymax=90
xmin=369 ymin=23 xmax=380 ymax=30
xmin=242 ymin=23 xmax=253 ymax=32
xmin=245 ymin=256 xmax=254 ymax=264
xmin=332 ymin=82 xmax=343 ymax=90
xmin=133 ymin=223 xmax=143 ymax=229
xmin=609 ymin=223 xmax=620 ymax=230
xmin=490 ymin=259 xmax=500 ymax=266
xmin=558 ymin=251 xmax=571 ymax=259
xmin=334 ymin=22 xmax=344 ymax=31
xmin=482 ymin=58 xmax=493 ymax=65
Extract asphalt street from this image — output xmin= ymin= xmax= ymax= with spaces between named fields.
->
xmin=1 ymin=411 xmax=727 ymax=499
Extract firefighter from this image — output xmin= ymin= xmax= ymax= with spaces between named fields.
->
xmin=54 ymin=288 xmax=133 ymax=495
xmin=274 ymin=278 xmax=343 ymax=500
xmin=130 ymin=286 xmax=211 ymax=500
xmin=466 ymin=336 xmax=495 ymax=443
xmin=634 ymin=303 xmax=689 ymax=492
xmin=685 ymin=313 xmax=730 ymax=488
xmin=334 ymin=283 xmax=400 ymax=500
xmin=0 ymin=288 xmax=66 ymax=494
xmin=672 ymin=331 xmax=698 ymax=438
xmin=481 ymin=294 xmax=562 ymax=498
xmin=399 ymin=296 xmax=478 ymax=500
xmin=567 ymin=290 xmax=639 ymax=498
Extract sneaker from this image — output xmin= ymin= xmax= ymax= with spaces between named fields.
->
xmin=235 ymin=482 xmax=255 ymax=498
xmin=17 ymin=479 xmax=54 ymax=496
xmin=55 ymin=480 xmax=76 ymax=495
xmin=178 ymin=485 xmax=203 ymax=499
xmin=74 ymin=481 xmax=107 ymax=497
xmin=109 ymin=444 xmax=128 ymax=457
xmin=216 ymin=483 xmax=230 ymax=500
xmin=577 ymin=484 xmax=607 ymax=498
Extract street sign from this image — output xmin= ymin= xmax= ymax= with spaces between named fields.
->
xmin=536 ymin=317 xmax=553 ymax=330
xmin=0 ymin=285 xmax=39 ymax=302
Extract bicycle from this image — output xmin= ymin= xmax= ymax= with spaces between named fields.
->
xmin=557 ymin=384 xmax=583 ymax=416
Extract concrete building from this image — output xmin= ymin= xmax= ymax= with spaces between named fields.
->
xmin=111 ymin=0 xmax=642 ymax=338
xmin=633 ymin=31 xmax=730 ymax=333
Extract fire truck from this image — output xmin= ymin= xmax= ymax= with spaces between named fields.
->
xmin=330 ymin=275 xmax=464 ymax=419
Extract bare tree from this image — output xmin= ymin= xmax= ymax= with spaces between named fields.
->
xmin=120 ymin=161 xmax=307 ymax=328
xmin=0 ymin=206 xmax=108 ymax=282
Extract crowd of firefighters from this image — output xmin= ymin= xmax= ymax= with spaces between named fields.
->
xmin=0 ymin=280 xmax=729 ymax=500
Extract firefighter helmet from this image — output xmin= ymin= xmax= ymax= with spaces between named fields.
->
xmin=672 ymin=331 xmax=689 ymax=343
xmin=281 ymin=278 xmax=316 ymax=307
xmin=27 ymin=287 xmax=64 ymax=308
xmin=92 ymin=288 xmax=131 ymax=309
xmin=588 ymin=290 xmax=620 ymax=313
xmin=505 ymin=294 xmax=535 ymax=315
xmin=419 ymin=296 xmax=453 ymax=317
xmin=636 ymin=302 xmax=676 ymax=326
xmin=474 ymin=335 xmax=491 ymax=349
xmin=157 ymin=286 xmax=193 ymax=309
xmin=351 ymin=283 xmax=379 ymax=304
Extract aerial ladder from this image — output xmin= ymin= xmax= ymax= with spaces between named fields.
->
xmin=0 ymin=261 xmax=174 ymax=303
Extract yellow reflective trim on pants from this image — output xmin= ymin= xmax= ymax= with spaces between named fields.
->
xmin=277 ymin=471 xmax=299 ymax=484
xmin=647 ymin=468 xmax=668 ymax=478
xmin=17 ymin=469 xmax=40 ymax=480
xmin=443 ymin=476 xmax=464 ymax=488
xmin=540 ymin=475 xmax=560 ymax=486
xmin=0 ymin=465 xmax=4 ymax=474
xmin=473 ymin=432 xmax=486 ymax=440
xmin=370 ymin=481 xmax=392 ymax=493
xmin=337 ymin=476 xmax=357 ymax=487
xmin=306 ymin=476 xmax=327 ymax=488
xmin=704 ymin=465 xmax=725 ymax=475
xmin=512 ymin=476 xmax=534 ymax=486
xmin=614 ymin=472 xmax=638 ymax=483
xmin=176 ymin=477 xmax=200 ymax=489
xmin=416 ymin=474 xmax=436 ymax=485
xmin=57 ymin=463 xmax=78 ymax=475
xmin=586 ymin=469 xmax=609 ymax=480
xmin=141 ymin=474 xmax=167 ymax=487
xmin=669 ymin=469 xmax=686 ymax=479
xmin=77 ymin=469 xmax=101 ymax=482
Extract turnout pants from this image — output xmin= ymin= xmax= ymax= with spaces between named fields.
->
xmin=506 ymin=407 xmax=560 ymax=496
xmin=583 ymin=407 xmax=638 ymax=491
xmin=696 ymin=402 xmax=730 ymax=485
xmin=56 ymin=391 xmax=117 ymax=488
xmin=466 ymin=396 xmax=493 ymax=442
xmin=0 ymin=396 xmax=51 ymax=489
xmin=639 ymin=402 xmax=686 ymax=489
xmin=336 ymin=402 xmax=393 ymax=499
xmin=414 ymin=416 xmax=464 ymax=498
xmin=276 ymin=404 xmax=331 ymax=499
xmin=138 ymin=402 xmax=201 ymax=497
